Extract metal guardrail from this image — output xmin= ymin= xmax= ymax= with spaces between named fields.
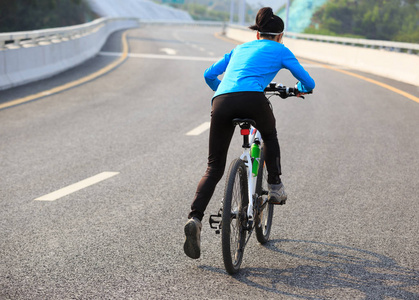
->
xmin=0 ymin=17 xmax=139 ymax=49
xmin=0 ymin=19 xmax=225 ymax=50
xmin=227 ymin=24 xmax=419 ymax=55
xmin=286 ymin=32 xmax=419 ymax=54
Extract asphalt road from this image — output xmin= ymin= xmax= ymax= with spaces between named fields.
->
xmin=1 ymin=25 xmax=418 ymax=299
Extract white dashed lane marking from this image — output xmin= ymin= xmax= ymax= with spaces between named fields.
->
xmin=186 ymin=122 xmax=211 ymax=136
xmin=34 ymin=172 xmax=120 ymax=201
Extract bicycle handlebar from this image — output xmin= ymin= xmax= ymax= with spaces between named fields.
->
xmin=264 ymin=82 xmax=313 ymax=99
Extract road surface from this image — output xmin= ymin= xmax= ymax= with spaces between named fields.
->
xmin=1 ymin=25 xmax=418 ymax=299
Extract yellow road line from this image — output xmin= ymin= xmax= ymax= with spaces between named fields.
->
xmin=214 ymin=33 xmax=419 ymax=104
xmin=0 ymin=31 xmax=130 ymax=110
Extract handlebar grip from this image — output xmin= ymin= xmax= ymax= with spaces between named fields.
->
xmin=293 ymin=87 xmax=313 ymax=95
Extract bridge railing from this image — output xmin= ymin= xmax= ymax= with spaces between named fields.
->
xmin=285 ymin=32 xmax=419 ymax=55
xmin=0 ymin=18 xmax=139 ymax=50
xmin=0 ymin=19 xmax=224 ymax=50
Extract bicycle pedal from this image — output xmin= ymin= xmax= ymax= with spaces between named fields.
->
xmin=209 ymin=211 xmax=222 ymax=234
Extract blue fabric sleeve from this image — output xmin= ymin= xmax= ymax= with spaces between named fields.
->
xmin=204 ymin=51 xmax=233 ymax=91
xmin=297 ymin=81 xmax=312 ymax=93
xmin=281 ymin=47 xmax=315 ymax=92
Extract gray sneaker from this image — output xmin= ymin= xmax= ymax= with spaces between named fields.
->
xmin=183 ymin=217 xmax=202 ymax=259
xmin=268 ymin=183 xmax=287 ymax=205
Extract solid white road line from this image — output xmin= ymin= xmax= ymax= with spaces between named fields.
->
xmin=186 ymin=122 xmax=211 ymax=136
xmin=34 ymin=172 xmax=120 ymax=201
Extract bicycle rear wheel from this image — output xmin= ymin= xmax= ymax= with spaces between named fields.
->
xmin=221 ymin=158 xmax=248 ymax=274
xmin=255 ymin=152 xmax=274 ymax=244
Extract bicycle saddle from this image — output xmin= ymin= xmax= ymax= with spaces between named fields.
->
xmin=232 ymin=118 xmax=256 ymax=128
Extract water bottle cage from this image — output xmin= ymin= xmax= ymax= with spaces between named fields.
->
xmin=250 ymin=140 xmax=261 ymax=177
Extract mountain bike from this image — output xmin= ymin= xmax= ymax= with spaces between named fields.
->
xmin=209 ymin=82 xmax=311 ymax=274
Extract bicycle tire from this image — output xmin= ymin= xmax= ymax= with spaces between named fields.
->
xmin=221 ymin=158 xmax=248 ymax=274
xmin=255 ymin=152 xmax=274 ymax=244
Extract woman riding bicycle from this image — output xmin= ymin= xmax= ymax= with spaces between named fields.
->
xmin=184 ymin=7 xmax=315 ymax=259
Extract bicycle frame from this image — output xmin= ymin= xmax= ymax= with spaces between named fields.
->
xmin=240 ymin=126 xmax=262 ymax=224
xmin=208 ymin=125 xmax=264 ymax=233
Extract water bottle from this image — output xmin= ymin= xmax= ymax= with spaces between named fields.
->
xmin=250 ymin=142 xmax=261 ymax=177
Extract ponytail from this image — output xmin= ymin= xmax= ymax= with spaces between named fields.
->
xmin=249 ymin=7 xmax=284 ymax=37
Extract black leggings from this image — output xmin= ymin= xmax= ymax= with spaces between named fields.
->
xmin=189 ymin=92 xmax=282 ymax=221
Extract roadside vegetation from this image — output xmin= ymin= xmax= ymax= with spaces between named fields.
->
xmin=0 ymin=0 xmax=97 ymax=33
xmin=304 ymin=0 xmax=419 ymax=43
xmin=160 ymin=0 xmax=418 ymax=43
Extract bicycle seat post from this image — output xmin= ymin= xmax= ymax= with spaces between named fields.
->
xmin=241 ymin=126 xmax=250 ymax=148
xmin=232 ymin=118 xmax=256 ymax=149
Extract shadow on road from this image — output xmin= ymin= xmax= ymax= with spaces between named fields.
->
xmin=200 ymin=239 xmax=419 ymax=299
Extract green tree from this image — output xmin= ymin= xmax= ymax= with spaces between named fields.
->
xmin=305 ymin=0 xmax=419 ymax=43
xmin=0 ymin=0 xmax=97 ymax=32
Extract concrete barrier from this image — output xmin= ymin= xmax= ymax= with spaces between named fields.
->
xmin=0 ymin=18 xmax=139 ymax=90
xmin=226 ymin=26 xmax=419 ymax=87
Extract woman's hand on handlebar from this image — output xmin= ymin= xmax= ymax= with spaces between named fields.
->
xmin=264 ymin=82 xmax=313 ymax=99
xmin=295 ymin=91 xmax=312 ymax=98
xmin=296 ymin=82 xmax=313 ymax=95
xmin=295 ymin=82 xmax=313 ymax=98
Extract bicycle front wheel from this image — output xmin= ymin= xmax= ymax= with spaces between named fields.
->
xmin=255 ymin=152 xmax=274 ymax=244
xmin=221 ymin=158 xmax=248 ymax=274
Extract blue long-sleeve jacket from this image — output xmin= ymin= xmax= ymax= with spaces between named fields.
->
xmin=204 ymin=39 xmax=315 ymax=98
